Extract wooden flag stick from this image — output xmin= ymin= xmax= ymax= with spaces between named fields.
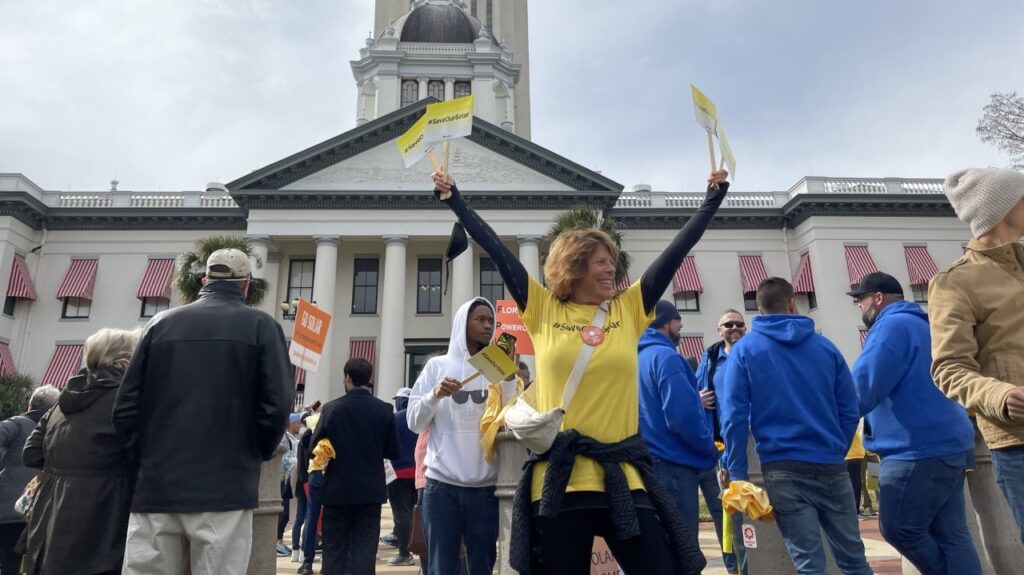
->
xmin=428 ymin=149 xmax=443 ymax=174
xmin=720 ymin=156 xmax=726 ymax=172
xmin=706 ymin=130 xmax=717 ymax=173
xmin=443 ymin=140 xmax=451 ymax=176
xmin=461 ymin=371 xmax=482 ymax=386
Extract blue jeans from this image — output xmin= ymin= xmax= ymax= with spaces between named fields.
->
xmin=652 ymin=458 xmax=702 ymax=549
xmin=764 ymin=468 xmax=872 ymax=575
xmin=291 ymin=482 xmax=308 ymax=550
xmin=302 ymin=471 xmax=325 ymax=563
xmin=990 ymin=445 xmax=1024 ymax=543
xmin=878 ymin=455 xmax=980 ymax=575
xmin=421 ymin=478 xmax=498 ymax=575
xmin=698 ymin=468 xmax=744 ymax=574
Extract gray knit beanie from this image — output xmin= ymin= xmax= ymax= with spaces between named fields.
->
xmin=944 ymin=167 xmax=1024 ymax=238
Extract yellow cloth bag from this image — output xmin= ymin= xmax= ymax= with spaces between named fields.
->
xmin=479 ymin=377 xmax=525 ymax=463
xmin=722 ymin=480 xmax=774 ymax=523
xmin=308 ymin=438 xmax=336 ymax=474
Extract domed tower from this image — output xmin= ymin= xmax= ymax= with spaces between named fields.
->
xmin=356 ymin=0 xmax=530 ymax=138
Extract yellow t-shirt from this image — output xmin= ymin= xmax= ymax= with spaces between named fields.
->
xmin=521 ymin=277 xmax=654 ymax=500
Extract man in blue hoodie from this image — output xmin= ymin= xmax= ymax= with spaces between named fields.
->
xmin=721 ymin=278 xmax=871 ymax=575
xmin=639 ymin=300 xmax=719 ymax=546
xmin=849 ymin=272 xmax=980 ymax=574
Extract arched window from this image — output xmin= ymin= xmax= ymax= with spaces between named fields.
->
xmin=401 ymin=80 xmax=419 ymax=106
xmin=454 ymin=81 xmax=472 ymax=99
xmin=428 ymin=80 xmax=445 ymax=101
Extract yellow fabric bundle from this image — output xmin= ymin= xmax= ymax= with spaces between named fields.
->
xmin=479 ymin=376 xmax=525 ymax=463
xmin=308 ymin=438 xmax=336 ymax=474
xmin=722 ymin=480 xmax=774 ymax=523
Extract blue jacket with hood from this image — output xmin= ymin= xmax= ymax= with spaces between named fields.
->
xmin=852 ymin=300 xmax=974 ymax=461
xmin=638 ymin=328 xmax=718 ymax=471
xmin=721 ymin=315 xmax=859 ymax=481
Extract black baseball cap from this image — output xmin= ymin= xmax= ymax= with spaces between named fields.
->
xmin=846 ymin=272 xmax=905 ymax=298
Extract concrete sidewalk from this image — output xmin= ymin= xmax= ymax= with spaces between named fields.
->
xmin=275 ymin=509 xmax=902 ymax=574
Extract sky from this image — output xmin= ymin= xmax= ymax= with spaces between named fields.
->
xmin=1 ymin=0 xmax=1022 ymax=193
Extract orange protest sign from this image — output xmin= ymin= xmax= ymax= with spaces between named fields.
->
xmin=590 ymin=537 xmax=622 ymax=575
xmin=289 ymin=299 xmax=332 ymax=373
xmin=494 ymin=300 xmax=534 ymax=355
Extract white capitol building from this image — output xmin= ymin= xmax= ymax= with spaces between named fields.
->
xmin=0 ymin=0 xmax=969 ymax=405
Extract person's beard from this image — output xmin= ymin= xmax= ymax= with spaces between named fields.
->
xmin=668 ymin=330 xmax=680 ymax=345
xmin=862 ymin=306 xmax=878 ymax=329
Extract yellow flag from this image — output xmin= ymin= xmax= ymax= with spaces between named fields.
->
xmin=691 ymin=84 xmax=719 ymax=132
xmin=468 ymin=340 xmax=519 ymax=384
xmin=422 ymin=95 xmax=475 ymax=145
xmin=396 ymin=114 xmax=434 ymax=169
xmin=717 ymin=121 xmax=737 ymax=177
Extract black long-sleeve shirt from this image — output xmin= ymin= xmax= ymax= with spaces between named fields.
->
xmin=442 ymin=181 xmax=729 ymax=312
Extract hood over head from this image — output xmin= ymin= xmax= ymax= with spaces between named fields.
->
xmin=445 ymin=297 xmax=496 ymax=360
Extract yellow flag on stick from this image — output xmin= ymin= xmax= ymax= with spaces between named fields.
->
xmin=396 ymin=114 xmax=436 ymax=169
xmin=691 ymin=84 xmax=719 ymax=132
xmin=422 ymin=94 xmax=475 ymax=145
xmin=467 ymin=340 xmax=519 ymax=384
xmin=717 ymin=120 xmax=737 ymax=178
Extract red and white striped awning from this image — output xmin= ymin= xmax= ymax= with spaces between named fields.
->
xmin=678 ymin=336 xmax=706 ymax=361
xmin=859 ymin=329 xmax=869 ymax=347
xmin=349 ymin=339 xmax=376 ymax=364
xmin=672 ymin=256 xmax=703 ymax=294
xmin=614 ymin=273 xmax=632 ymax=293
xmin=7 ymin=255 xmax=38 ymax=300
xmin=137 ymin=258 xmax=175 ymax=300
xmin=904 ymin=246 xmax=939 ymax=286
xmin=56 ymin=259 xmax=99 ymax=301
xmin=844 ymin=246 xmax=878 ymax=286
xmin=41 ymin=344 xmax=83 ymax=388
xmin=738 ymin=255 xmax=768 ymax=294
xmin=0 ymin=342 xmax=16 ymax=376
xmin=792 ymin=253 xmax=816 ymax=294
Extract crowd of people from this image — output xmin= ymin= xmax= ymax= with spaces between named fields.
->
xmin=0 ymin=166 xmax=1019 ymax=575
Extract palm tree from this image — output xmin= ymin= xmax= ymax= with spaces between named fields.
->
xmin=174 ymin=235 xmax=269 ymax=306
xmin=544 ymin=205 xmax=631 ymax=282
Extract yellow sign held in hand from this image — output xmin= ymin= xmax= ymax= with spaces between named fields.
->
xmin=691 ymin=84 xmax=737 ymax=177
xmin=467 ymin=339 xmax=519 ymax=385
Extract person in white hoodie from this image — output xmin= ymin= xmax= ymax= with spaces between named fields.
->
xmin=407 ymin=297 xmax=516 ymax=575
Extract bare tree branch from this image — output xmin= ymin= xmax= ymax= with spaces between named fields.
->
xmin=977 ymin=92 xmax=1024 ymax=169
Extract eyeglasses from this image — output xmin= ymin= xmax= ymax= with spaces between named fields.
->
xmin=452 ymin=389 xmax=489 ymax=405
xmin=720 ymin=321 xmax=745 ymax=329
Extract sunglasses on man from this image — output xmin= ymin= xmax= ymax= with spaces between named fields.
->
xmin=720 ymin=321 xmax=745 ymax=329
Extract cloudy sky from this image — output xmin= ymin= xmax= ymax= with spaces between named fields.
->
xmin=2 ymin=0 xmax=1022 ymax=192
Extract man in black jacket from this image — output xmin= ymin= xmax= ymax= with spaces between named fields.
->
xmin=309 ymin=358 xmax=399 ymax=575
xmin=114 ymin=248 xmax=293 ymax=575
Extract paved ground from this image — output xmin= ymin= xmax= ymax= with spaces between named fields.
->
xmin=275 ymin=509 xmax=901 ymax=574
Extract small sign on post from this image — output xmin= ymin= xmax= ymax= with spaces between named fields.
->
xmin=289 ymin=299 xmax=332 ymax=374
xmin=742 ymin=523 xmax=758 ymax=549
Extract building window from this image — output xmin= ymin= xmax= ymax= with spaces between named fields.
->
xmin=140 ymin=297 xmax=169 ymax=318
xmin=401 ymin=79 xmax=419 ymax=106
xmin=417 ymin=258 xmax=442 ymax=314
xmin=480 ymin=257 xmax=505 ymax=305
xmin=428 ymin=80 xmax=445 ymax=101
xmin=286 ymin=259 xmax=315 ymax=317
xmin=454 ymin=81 xmax=472 ymax=99
xmin=911 ymin=284 xmax=928 ymax=304
xmin=61 ymin=297 xmax=91 ymax=319
xmin=407 ymin=344 xmax=448 ymax=388
xmin=352 ymin=258 xmax=379 ymax=315
xmin=3 ymin=297 xmax=15 ymax=317
xmin=674 ymin=291 xmax=700 ymax=312
xmin=743 ymin=291 xmax=758 ymax=312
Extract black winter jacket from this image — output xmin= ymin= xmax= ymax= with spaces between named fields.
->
xmin=112 ymin=281 xmax=294 ymax=512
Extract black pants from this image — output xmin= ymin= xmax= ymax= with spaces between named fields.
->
xmin=847 ymin=459 xmax=864 ymax=512
xmin=0 ymin=522 xmax=25 ymax=575
xmin=278 ymin=497 xmax=292 ymax=541
xmin=530 ymin=507 xmax=677 ymax=575
xmin=387 ymin=478 xmax=417 ymax=556
xmin=322 ymin=503 xmax=382 ymax=575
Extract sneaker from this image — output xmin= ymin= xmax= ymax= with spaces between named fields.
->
xmin=387 ymin=554 xmax=416 ymax=566
xmin=291 ymin=549 xmax=302 ymax=563
xmin=380 ymin=533 xmax=399 ymax=547
xmin=297 ymin=562 xmax=313 ymax=575
xmin=277 ymin=542 xmax=290 ymax=557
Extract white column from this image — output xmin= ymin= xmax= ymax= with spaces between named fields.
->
xmin=450 ymin=245 xmax=475 ymax=310
xmin=517 ymin=235 xmax=542 ymax=281
xmin=304 ymin=236 xmax=340 ymax=405
xmin=418 ymin=77 xmax=429 ymax=100
xmin=377 ymin=236 xmax=408 ymax=400
xmin=444 ymin=78 xmax=455 ymax=101
xmin=246 ymin=235 xmax=275 ymax=317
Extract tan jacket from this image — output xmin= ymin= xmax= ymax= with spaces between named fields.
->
xmin=928 ymin=239 xmax=1024 ymax=449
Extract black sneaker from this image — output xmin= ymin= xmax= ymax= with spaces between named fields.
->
xmin=297 ymin=562 xmax=313 ymax=575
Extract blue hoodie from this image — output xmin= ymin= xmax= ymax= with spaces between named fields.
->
xmin=695 ymin=344 xmax=729 ymax=441
xmin=852 ymin=300 xmax=974 ymax=461
xmin=721 ymin=315 xmax=859 ymax=481
xmin=638 ymin=328 xmax=719 ymax=471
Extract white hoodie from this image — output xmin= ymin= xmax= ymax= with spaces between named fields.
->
xmin=407 ymin=298 xmax=516 ymax=488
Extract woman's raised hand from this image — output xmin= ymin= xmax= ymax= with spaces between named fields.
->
xmin=707 ymin=170 xmax=729 ymax=189
xmin=432 ymin=172 xmax=455 ymax=200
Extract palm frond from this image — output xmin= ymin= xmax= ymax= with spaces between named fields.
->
xmin=173 ymin=235 xmax=268 ymax=306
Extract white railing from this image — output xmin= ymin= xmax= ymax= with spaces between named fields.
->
xmin=823 ymin=179 xmax=888 ymax=194
xmin=131 ymin=195 xmax=185 ymax=208
xmin=900 ymin=180 xmax=944 ymax=194
xmin=46 ymin=190 xmax=238 ymax=209
xmin=58 ymin=195 xmax=113 ymax=208
xmin=398 ymin=42 xmax=474 ymax=55
xmin=617 ymin=193 xmax=783 ymax=209
xmin=201 ymin=195 xmax=237 ymax=208
xmin=788 ymin=176 xmax=944 ymax=198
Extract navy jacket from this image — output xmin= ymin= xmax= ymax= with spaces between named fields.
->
xmin=852 ymin=301 xmax=974 ymax=460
